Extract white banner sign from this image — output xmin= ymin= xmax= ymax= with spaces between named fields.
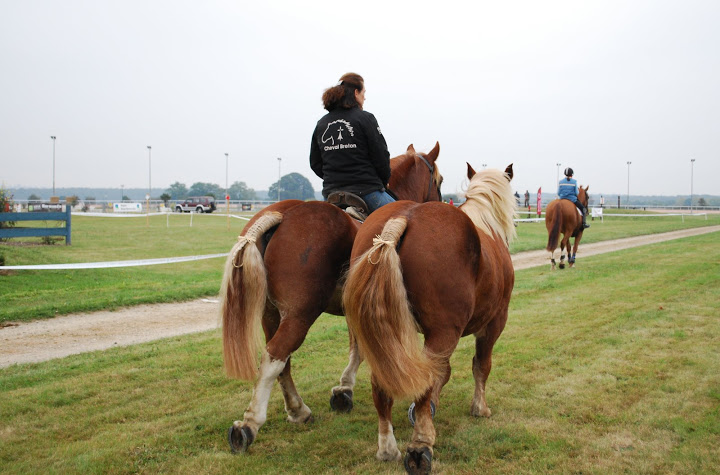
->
xmin=113 ymin=202 xmax=143 ymax=213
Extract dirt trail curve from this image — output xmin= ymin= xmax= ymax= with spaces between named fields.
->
xmin=1 ymin=225 xmax=718 ymax=368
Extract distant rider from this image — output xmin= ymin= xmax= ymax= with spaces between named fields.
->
xmin=558 ymin=167 xmax=590 ymax=229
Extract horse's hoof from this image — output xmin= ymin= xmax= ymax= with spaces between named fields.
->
xmin=559 ymin=262 xmax=565 ymax=269
xmin=228 ymin=425 xmax=254 ymax=454
xmin=403 ymin=447 xmax=432 ymax=475
xmin=330 ymin=389 xmax=354 ymax=413
xmin=407 ymin=401 xmax=436 ymax=426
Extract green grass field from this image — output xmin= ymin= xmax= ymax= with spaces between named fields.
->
xmin=1 ymin=211 xmax=717 ymax=322
xmin=1 ymin=233 xmax=718 ymax=473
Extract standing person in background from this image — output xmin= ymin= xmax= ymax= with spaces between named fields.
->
xmin=310 ymin=72 xmax=393 ymax=219
xmin=558 ymin=167 xmax=590 ymax=229
xmin=524 ymin=190 xmax=530 ymax=208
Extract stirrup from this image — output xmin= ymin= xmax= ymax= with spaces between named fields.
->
xmin=344 ymin=206 xmax=366 ymax=222
xmin=327 ymin=191 xmax=369 ymax=220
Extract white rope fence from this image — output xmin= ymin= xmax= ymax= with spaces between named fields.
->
xmin=0 ymin=253 xmax=228 ymax=270
xmin=3 ymin=211 xmax=710 ymax=270
xmin=75 ymin=211 xmax=252 ymax=221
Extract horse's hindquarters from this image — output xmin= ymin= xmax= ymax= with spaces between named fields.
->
xmin=263 ymin=202 xmax=356 ymax=357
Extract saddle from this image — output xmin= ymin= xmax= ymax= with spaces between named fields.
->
xmin=327 ymin=191 xmax=368 ymax=221
xmin=561 ymin=198 xmax=583 ymax=217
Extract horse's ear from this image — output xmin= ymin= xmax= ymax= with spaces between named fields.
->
xmin=467 ymin=162 xmax=476 ymax=180
xmin=584 ymin=185 xmax=589 ymax=192
xmin=406 ymin=144 xmax=416 ymax=154
xmin=426 ymin=142 xmax=440 ymax=162
xmin=504 ymin=163 xmax=514 ymax=182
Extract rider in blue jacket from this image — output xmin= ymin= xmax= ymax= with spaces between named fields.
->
xmin=558 ymin=167 xmax=590 ymax=229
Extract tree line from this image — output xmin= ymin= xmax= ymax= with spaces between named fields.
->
xmin=165 ymin=173 xmax=316 ymax=202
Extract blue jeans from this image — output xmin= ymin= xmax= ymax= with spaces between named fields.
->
xmin=362 ymin=190 xmax=396 ymax=213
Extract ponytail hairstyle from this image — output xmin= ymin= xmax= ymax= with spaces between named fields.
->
xmin=322 ymin=73 xmax=364 ymax=111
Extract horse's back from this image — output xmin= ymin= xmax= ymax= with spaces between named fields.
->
xmin=355 ymin=200 xmax=482 ymax=328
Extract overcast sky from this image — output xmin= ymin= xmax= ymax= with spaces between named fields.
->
xmin=1 ymin=0 xmax=718 ymax=199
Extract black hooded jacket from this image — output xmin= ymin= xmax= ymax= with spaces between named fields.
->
xmin=310 ymin=106 xmax=391 ymax=198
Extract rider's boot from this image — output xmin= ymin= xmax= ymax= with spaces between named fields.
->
xmin=582 ymin=208 xmax=590 ymax=229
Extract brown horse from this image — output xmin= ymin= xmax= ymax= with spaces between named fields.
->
xmin=222 ymin=143 xmax=443 ymax=453
xmin=343 ymin=164 xmax=516 ymax=474
xmin=545 ymin=186 xmax=589 ymax=269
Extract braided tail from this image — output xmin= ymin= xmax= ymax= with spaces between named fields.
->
xmin=220 ymin=211 xmax=283 ymax=380
xmin=343 ymin=217 xmax=442 ymax=400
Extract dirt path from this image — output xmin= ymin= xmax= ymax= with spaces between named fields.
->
xmin=2 ymin=225 xmax=718 ymax=368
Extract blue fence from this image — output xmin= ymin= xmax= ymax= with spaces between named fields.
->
xmin=0 ymin=205 xmax=72 ymax=245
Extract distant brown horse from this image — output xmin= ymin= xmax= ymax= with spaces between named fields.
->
xmin=222 ymin=143 xmax=442 ymax=454
xmin=343 ymin=164 xmax=516 ymax=474
xmin=545 ymin=186 xmax=589 ymax=269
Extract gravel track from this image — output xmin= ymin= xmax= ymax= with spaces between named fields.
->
xmin=1 ymin=225 xmax=718 ymax=368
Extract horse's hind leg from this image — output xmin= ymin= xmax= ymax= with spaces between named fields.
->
xmin=330 ymin=328 xmax=363 ymax=413
xmin=471 ymin=311 xmax=508 ymax=417
xmin=228 ymin=307 xmax=314 ymax=453
xmin=229 ymin=350 xmax=287 ymax=453
xmin=404 ymin=332 xmax=458 ymax=474
xmin=266 ymin=312 xmax=317 ymax=424
xmin=371 ymin=375 xmax=402 ymax=462
xmin=277 ymin=356 xmax=313 ymax=423
xmin=559 ymin=235 xmax=568 ymax=269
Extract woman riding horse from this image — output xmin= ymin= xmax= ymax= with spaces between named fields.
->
xmin=310 ymin=73 xmax=395 ymax=219
xmin=223 ymin=144 xmax=443 ymax=455
xmin=558 ymin=167 xmax=590 ymax=229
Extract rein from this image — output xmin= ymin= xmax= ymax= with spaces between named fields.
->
xmin=416 ymin=153 xmax=440 ymax=201
xmin=385 ymin=152 xmax=440 ymax=202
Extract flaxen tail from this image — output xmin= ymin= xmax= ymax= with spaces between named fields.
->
xmin=546 ymin=205 xmax=563 ymax=252
xmin=343 ymin=217 xmax=442 ymax=400
xmin=220 ymin=211 xmax=283 ymax=380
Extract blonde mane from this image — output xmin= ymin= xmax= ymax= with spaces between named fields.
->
xmin=460 ymin=168 xmax=517 ymax=245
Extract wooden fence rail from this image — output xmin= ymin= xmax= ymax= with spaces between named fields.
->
xmin=0 ymin=205 xmax=72 ymax=245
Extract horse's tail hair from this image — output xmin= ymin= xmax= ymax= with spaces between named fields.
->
xmin=221 ymin=211 xmax=283 ymax=380
xmin=343 ymin=217 xmax=442 ymax=400
xmin=546 ymin=205 xmax=562 ymax=252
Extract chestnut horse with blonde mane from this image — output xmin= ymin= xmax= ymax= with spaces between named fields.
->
xmin=545 ymin=185 xmax=589 ymax=269
xmin=343 ymin=164 xmax=516 ymax=474
xmin=222 ymin=143 xmax=442 ymax=454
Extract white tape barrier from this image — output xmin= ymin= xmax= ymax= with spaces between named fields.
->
xmin=0 ymin=253 xmax=227 ymax=270
xmin=75 ymin=211 xmax=251 ymax=221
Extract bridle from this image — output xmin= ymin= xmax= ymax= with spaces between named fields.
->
xmin=416 ymin=153 xmax=442 ymax=201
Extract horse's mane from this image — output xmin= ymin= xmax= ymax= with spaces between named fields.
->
xmin=460 ymin=169 xmax=517 ymax=245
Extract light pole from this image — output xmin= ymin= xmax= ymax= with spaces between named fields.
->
xmin=690 ymin=158 xmax=695 ymax=213
xmin=147 ymin=146 xmax=152 ymax=226
xmin=555 ymin=163 xmax=561 ymax=197
xmin=225 ymin=153 xmax=229 ymax=196
xmin=225 ymin=152 xmax=230 ymax=229
xmin=277 ymin=157 xmax=282 ymax=202
xmin=147 ymin=146 xmax=152 ymax=199
xmin=51 ymin=136 xmax=56 ymax=196
xmin=626 ymin=161 xmax=632 ymax=206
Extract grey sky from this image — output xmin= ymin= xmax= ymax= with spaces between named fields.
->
xmin=1 ymin=0 xmax=718 ymax=198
